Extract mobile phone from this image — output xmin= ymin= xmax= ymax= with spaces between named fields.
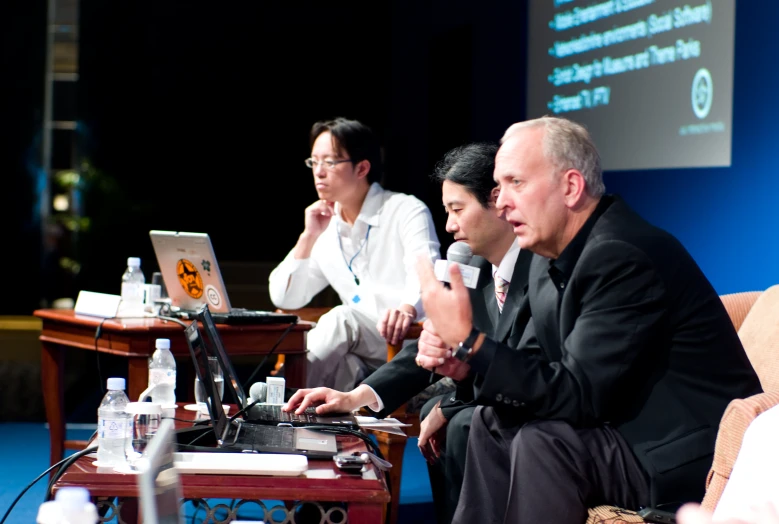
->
xmin=333 ymin=454 xmax=368 ymax=473
xmin=636 ymin=507 xmax=677 ymax=524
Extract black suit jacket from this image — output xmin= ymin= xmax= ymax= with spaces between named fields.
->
xmin=467 ymin=195 xmax=762 ymax=506
xmin=363 ymin=249 xmax=533 ymax=420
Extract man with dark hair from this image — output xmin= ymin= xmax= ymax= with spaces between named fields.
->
xmin=416 ymin=116 xmax=762 ymax=523
xmin=269 ymin=117 xmax=441 ymax=391
xmin=284 ymin=141 xmax=532 ymax=523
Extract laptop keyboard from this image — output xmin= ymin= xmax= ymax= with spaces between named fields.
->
xmin=253 ymin=404 xmax=319 ymax=424
xmin=243 ymin=423 xmax=295 ymax=448
xmin=213 ymin=309 xmax=299 ymax=325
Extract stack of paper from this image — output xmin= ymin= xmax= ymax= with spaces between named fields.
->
xmin=355 ymin=416 xmax=411 ymax=436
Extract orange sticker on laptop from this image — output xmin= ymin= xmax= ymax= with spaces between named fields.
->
xmin=176 ymin=259 xmax=204 ymax=299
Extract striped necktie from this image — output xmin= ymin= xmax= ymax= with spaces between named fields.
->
xmin=494 ymin=273 xmax=510 ymax=313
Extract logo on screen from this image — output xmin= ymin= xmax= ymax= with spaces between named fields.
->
xmin=691 ymin=68 xmax=713 ymax=119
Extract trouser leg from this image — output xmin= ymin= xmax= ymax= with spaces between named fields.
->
xmin=441 ymin=406 xmax=474 ymax=524
xmin=504 ymin=419 xmax=651 ymax=523
xmin=305 ymin=306 xmax=384 ymax=390
xmin=452 ymin=406 xmax=514 ymax=524
xmin=420 ymin=395 xmax=448 ymax=524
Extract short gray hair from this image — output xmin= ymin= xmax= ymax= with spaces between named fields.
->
xmin=501 ymin=116 xmax=605 ymax=197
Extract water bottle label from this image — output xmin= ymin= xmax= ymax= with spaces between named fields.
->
xmin=99 ymin=417 xmax=129 ymax=439
xmin=149 ymin=369 xmax=177 ymax=387
xmin=121 ymin=282 xmax=144 ymax=301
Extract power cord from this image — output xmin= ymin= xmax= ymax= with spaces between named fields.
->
xmin=94 ymin=318 xmax=109 ymax=395
xmin=157 ymin=315 xmax=189 ymax=329
xmin=242 ymin=321 xmax=297 ymax=389
xmin=300 ymin=425 xmax=393 ymax=524
xmin=0 ymin=444 xmax=97 ymax=524
xmin=94 ymin=314 xmax=176 ymax=395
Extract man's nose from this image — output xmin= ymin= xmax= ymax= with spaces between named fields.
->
xmin=445 ymin=216 xmax=458 ymax=233
xmin=495 ymin=187 xmax=509 ymax=210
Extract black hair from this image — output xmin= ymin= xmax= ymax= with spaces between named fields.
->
xmin=430 ymin=142 xmax=499 ymax=207
xmin=309 ymin=117 xmax=383 ymax=184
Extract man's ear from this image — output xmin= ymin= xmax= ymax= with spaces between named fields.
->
xmin=489 ymin=186 xmax=500 ymax=206
xmin=562 ymin=169 xmax=587 ymax=208
xmin=354 ymin=159 xmax=371 ymax=181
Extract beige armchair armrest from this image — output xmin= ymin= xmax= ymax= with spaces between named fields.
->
xmin=701 ymin=390 xmax=779 ymax=512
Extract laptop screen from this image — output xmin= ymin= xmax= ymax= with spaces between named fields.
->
xmin=197 ymin=304 xmax=250 ymax=408
xmin=184 ymin=319 xmax=231 ymax=441
xmin=149 ymin=230 xmax=233 ymax=314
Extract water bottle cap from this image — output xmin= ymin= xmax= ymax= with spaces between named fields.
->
xmin=106 ymin=377 xmax=126 ymax=391
xmin=55 ymin=486 xmax=90 ymax=508
xmin=155 ymin=338 xmax=171 ymax=350
xmin=36 ymin=501 xmax=62 ymax=523
xmin=127 ymin=257 xmax=141 ymax=267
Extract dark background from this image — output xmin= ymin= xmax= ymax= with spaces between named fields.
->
xmin=4 ymin=1 xmax=779 ymax=424
xmin=1 ymin=0 xmax=528 ymax=314
xmin=4 ymin=1 xmax=778 ymax=311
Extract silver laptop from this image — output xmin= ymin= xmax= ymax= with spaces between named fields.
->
xmin=148 ymin=230 xmax=298 ymax=324
xmin=149 ymin=230 xmax=232 ymax=313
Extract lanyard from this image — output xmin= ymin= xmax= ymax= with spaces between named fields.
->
xmin=337 ymin=223 xmax=372 ymax=286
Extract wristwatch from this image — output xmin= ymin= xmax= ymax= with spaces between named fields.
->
xmin=453 ymin=327 xmax=481 ymax=362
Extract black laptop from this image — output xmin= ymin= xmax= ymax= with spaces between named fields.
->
xmin=184 ymin=317 xmax=338 ymax=459
xmin=196 ymin=304 xmax=361 ymax=429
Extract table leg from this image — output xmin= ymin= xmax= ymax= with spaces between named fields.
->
xmin=127 ymin=357 xmax=148 ymax=402
xmin=347 ymin=502 xmax=384 ymax=524
xmin=283 ymin=353 xmax=306 ymax=388
xmin=41 ymin=340 xmax=65 ymax=467
xmin=373 ymin=431 xmax=406 ymax=524
xmin=118 ymin=497 xmax=139 ymax=524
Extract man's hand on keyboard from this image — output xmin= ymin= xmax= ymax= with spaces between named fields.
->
xmin=284 ymin=387 xmax=360 ymax=415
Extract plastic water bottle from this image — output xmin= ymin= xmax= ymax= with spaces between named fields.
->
xmin=120 ymin=257 xmax=146 ymax=316
xmin=36 ymin=487 xmax=99 ymax=524
xmin=149 ymin=338 xmax=177 ymax=407
xmin=96 ymin=377 xmax=131 ymax=467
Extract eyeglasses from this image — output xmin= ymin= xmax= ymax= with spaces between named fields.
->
xmin=304 ymin=158 xmax=353 ymax=170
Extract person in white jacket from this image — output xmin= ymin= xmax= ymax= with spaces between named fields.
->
xmin=269 ymin=117 xmax=440 ymax=391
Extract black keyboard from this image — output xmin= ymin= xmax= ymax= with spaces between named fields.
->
xmin=252 ymin=404 xmax=318 ymax=424
xmin=242 ymin=423 xmax=295 ymax=448
xmin=211 ymin=309 xmax=299 ymax=325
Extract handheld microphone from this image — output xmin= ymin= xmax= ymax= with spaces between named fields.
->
xmin=249 ymin=382 xmax=268 ymax=403
xmin=434 ymin=242 xmax=481 ymax=289
xmin=249 ymin=378 xmax=286 ymax=405
xmin=228 ymin=382 xmax=269 ymax=423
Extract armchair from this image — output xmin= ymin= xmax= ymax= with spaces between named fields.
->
xmin=587 ymin=285 xmax=779 ymax=523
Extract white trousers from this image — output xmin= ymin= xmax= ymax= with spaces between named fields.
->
xmin=305 ymin=305 xmax=387 ymax=391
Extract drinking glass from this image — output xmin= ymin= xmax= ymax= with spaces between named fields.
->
xmin=194 ymin=356 xmax=224 ymax=409
xmin=121 ymin=402 xmax=162 ymax=473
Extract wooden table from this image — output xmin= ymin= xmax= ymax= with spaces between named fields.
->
xmin=52 ymin=406 xmax=390 ymax=524
xmin=34 ymin=309 xmax=313 ymax=466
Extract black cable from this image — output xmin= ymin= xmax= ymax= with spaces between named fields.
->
xmin=95 ymin=314 xmax=172 ymax=395
xmin=157 ymin=314 xmax=189 ymax=328
xmin=242 ymin=321 xmax=297 ymax=389
xmin=184 ymin=424 xmax=216 ymax=447
xmin=45 ymin=434 xmax=99 ymax=502
xmin=227 ymin=399 xmax=263 ymax=424
xmin=94 ymin=317 xmax=109 ymax=395
xmin=301 ymin=425 xmax=385 ymax=461
xmin=0 ymin=444 xmax=97 ymax=524
xmin=301 ymin=425 xmax=393 ymax=524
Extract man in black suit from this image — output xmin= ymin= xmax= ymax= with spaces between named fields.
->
xmin=284 ymin=142 xmax=532 ymax=523
xmin=415 ymin=116 xmax=762 ymax=523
